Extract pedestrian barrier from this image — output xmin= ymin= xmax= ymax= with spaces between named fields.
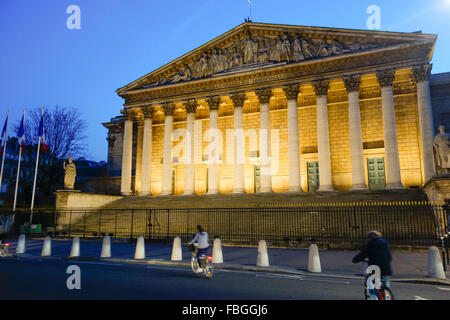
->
xmin=16 ymin=234 xmax=26 ymax=254
xmin=307 ymin=243 xmax=321 ymax=273
xmin=428 ymin=246 xmax=446 ymax=279
xmin=101 ymin=236 xmax=111 ymax=258
xmin=257 ymin=240 xmax=269 ymax=267
xmin=212 ymin=237 xmax=223 ymax=263
xmin=171 ymin=236 xmax=182 ymax=261
xmin=134 ymin=236 xmax=146 ymax=260
xmin=70 ymin=237 xmax=80 ymax=257
xmin=41 ymin=236 xmax=51 ymax=256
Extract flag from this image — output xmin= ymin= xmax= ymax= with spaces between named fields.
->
xmin=17 ymin=114 xmax=25 ymax=150
xmin=38 ymin=112 xmax=47 ymax=153
xmin=0 ymin=114 xmax=7 ymax=155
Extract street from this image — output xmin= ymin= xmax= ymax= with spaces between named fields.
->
xmin=0 ymin=257 xmax=449 ymax=300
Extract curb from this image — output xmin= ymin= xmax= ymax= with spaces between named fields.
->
xmin=63 ymin=256 xmax=450 ymax=286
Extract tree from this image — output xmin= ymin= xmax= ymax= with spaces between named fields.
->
xmin=12 ymin=106 xmax=88 ymax=206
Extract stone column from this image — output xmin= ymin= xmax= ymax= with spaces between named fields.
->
xmin=313 ymin=80 xmax=334 ymax=192
xmin=134 ymin=113 xmax=144 ymax=194
xmin=283 ymin=84 xmax=302 ymax=192
xmin=120 ymin=110 xmax=134 ymax=195
xmin=343 ymin=76 xmax=367 ymax=190
xmin=413 ymin=64 xmax=436 ymax=183
xmin=376 ymin=70 xmax=403 ymax=189
xmin=230 ymin=93 xmax=246 ymax=193
xmin=255 ymin=88 xmax=273 ymax=193
xmin=184 ymin=99 xmax=197 ymax=195
xmin=206 ymin=96 xmax=221 ymax=194
xmin=140 ymin=105 xmax=154 ymax=196
xmin=161 ymin=102 xmax=175 ymax=195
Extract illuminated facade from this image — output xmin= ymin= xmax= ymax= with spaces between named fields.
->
xmin=103 ymin=22 xmax=449 ymax=196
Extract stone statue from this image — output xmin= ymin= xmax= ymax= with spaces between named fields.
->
xmin=63 ymin=155 xmax=77 ymax=189
xmin=433 ymin=125 xmax=450 ymax=174
xmin=243 ymin=35 xmax=257 ymax=64
xmin=278 ymin=34 xmax=292 ymax=62
xmin=292 ymin=35 xmax=305 ymax=62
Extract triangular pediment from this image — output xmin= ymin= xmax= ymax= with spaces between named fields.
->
xmin=117 ymin=22 xmax=436 ymax=96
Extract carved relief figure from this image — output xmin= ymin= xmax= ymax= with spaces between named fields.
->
xmin=291 ymin=35 xmax=305 ymax=61
xmin=243 ymin=34 xmax=257 ymax=64
xmin=196 ymin=53 xmax=209 ymax=78
xmin=433 ymin=125 xmax=450 ymax=174
xmin=170 ymin=64 xmax=191 ymax=83
xmin=277 ymin=34 xmax=292 ymax=62
xmin=301 ymin=37 xmax=318 ymax=59
xmin=63 ymin=155 xmax=77 ymax=189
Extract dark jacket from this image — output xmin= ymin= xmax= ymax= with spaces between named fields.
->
xmin=352 ymin=237 xmax=392 ymax=276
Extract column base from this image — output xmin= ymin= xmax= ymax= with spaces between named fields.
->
xmin=121 ymin=192 xmax=132 ymax=196
xmin=207 ymin=190 xmax=219 ymax=195
xmin=182 ymin=192 xmax=195 ymax=196
xmin=138 ymin=192 xmax=151 ymax=197
xmin=287 ymin=186 xmax=302 ymax=193
xmin=386 ymin=182 xmax=404 ymax=189
xmin=258 ymin=188 xmax=272 ymax=193
xmin=232 ymin=189 xmax=245 ymax=194
xmin=159 ymin=191 xmax=173 ymax=196
xmin=351 ymin=184 xmax=368 ymax=191
xmin=318 ymin=185 xmax=334 ymax=192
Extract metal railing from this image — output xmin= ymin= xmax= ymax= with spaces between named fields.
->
xmin=1 ymin=201 xmax=448 ymax=248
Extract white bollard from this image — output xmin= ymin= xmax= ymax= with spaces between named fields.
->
xmin=257 ymin=240 xmax=269 ymax=267
xmin=70 ymin=237 xmax=80 ymax=257
xmin=134 ymin=236 xmax=146 ymax=260
xmin=41 ymin=236 xmax=52 ymax=257
xmin=428 ymin=246 xmax=446 ymax=279
xmin=307 ymin=244 xmax=322 ymax=273
xmin=16 ymin=234 xmax=26 ymax=254
xmin=100 ymin=236 xmax=111 ymax=258
xmin=171 ymin=237 xmax=182 ymax=261
xmin=212 ymin=237 xmax=223 ymax=263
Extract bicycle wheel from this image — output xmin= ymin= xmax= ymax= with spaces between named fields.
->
xmin=191 ymin=256 xmax=200 ymax=273
xmin=203 ymin=259 xmax=214 ymax=279
xmin=383 ymin=288 xmax=395 ymax=300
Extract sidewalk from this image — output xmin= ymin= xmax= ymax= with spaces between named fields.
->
xmin=4 ymin=238 xmax=450 ymax=285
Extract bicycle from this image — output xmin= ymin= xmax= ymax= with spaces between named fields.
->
xmin=187 ymin=243 xmax=214 ymax=279
xmin=0 ymin=243 xmax=10 ymax=257
xmin=363 ymin=260 xmax=394 ymax=300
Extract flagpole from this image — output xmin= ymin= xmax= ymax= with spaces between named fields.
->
xmin=30 ymin=110 xmax=43 ymax=223
xmin=0 ymin=110 xmax=10 ymax=193
xmin=13 ymin=110 xmax=25 ymax=213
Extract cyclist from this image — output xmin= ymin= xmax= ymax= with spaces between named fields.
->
xmin=352 ymin=230 xmax=393 ymax=297
xmin=188 ymin=225 xmax=210 ymax=269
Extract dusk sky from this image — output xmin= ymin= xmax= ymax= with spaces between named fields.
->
xmin=1 ymin=0 xmax=450 ymax=161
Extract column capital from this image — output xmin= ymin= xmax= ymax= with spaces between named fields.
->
xmin=312 ymin=80 xmax=329 ymax=96
xmin=283 ymin=84 xmax=300 ymax=100
xmin=343 ymin=76 xmax=361 ymax=93
xmin=230 ymin=92 xmax=246 ymax=108
xmin=412 ymin=64 xmax=433 ymax=83
xmin=141 ymin=105 xmax=155 ymax=119
xmin=121 ymin=109 xmax=134 ymax=121
xmin=184 ymin=99 xmax=198 ymax=114
xmin=206 ymin=96 xmax=222 ymax=111
xmin=376 ymin=70 xmax=396 ymax=88
xmin=255 ymin=88 xmax=273 ymax=104
xmin=161 ymin=102 xmax=175 ymax=116
xmin=133 ymin=112 xmax=144 ymax=126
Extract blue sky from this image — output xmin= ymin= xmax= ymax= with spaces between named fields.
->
xmin=1 ymin=0 xmax=450 ymax=161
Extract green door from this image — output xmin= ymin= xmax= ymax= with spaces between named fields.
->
xmin=307 ymin=161 xmax=319 ymax=192
xmin=254 ymin=165 xmax=261 ymax=193
xmin=367 ymin=157 xmax=386 ymax=190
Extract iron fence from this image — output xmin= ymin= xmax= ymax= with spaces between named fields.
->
xmin=1 ymin=201 xmax=448 ymax=248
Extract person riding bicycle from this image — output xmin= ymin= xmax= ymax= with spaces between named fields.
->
xmin=188 ymin=225 xmax=210 ymax=266
xmin=352 ymin=230 xmax=393 ymax=292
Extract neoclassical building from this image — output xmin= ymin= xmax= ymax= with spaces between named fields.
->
xmin=103 ymin=22 xmax=450 ymax=196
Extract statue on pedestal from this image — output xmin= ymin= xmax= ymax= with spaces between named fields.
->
xmin=433 ymin=125 xmax=450 ymax=174
xmin=63 ymin=155 xmax=77 ymax=189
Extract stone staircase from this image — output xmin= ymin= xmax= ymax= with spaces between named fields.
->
xmin=101 ymin=188 xmax=429 ymax=209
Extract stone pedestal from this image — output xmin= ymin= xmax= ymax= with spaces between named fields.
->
xmin=423 ymin=175 xmax=450 ymax=203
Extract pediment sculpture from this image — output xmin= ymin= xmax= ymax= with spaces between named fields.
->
xmin=143 ymin=32 xmax=383 ymax=88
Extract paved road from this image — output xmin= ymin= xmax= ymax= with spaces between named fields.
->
xmin=0 ymin=257 xmax=449 ymax=300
